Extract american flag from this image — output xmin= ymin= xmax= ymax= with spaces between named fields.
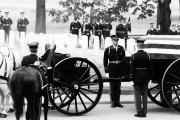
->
xmin=142 ymin=35 xmax=180 ymax=59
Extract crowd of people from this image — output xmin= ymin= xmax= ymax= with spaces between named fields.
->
xmin=146 ymin=22 xmax=180 ymax=35
xmin=0 ymin=10 xmax=29 ymax=43
xmin=70 ymin=17 xmax=131 ymax=49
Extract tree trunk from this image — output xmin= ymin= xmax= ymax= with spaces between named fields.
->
xmin=158 ymin=0 xmax=171 ymax=35
xmin=35 ymin=0 xmax=46 ymax=34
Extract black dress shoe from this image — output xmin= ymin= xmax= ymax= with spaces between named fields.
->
xmin=134 ymin=113 xmax=142 ymax=117
xmin=111 ymin=104 xmax=116 ymax=108
xmin=115 ymin=103 xmax=123 ymax=108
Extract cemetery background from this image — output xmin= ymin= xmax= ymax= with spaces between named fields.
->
xmin=0 ymin=0 xmax=180 ymax=89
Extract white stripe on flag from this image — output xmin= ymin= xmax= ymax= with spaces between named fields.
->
xmin=144 ymin=40 xmax=180 ymax=45
xmin=144 ymin=48 xmax=180 ymax=55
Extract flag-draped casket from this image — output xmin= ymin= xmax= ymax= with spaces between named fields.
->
xmin=142 ymin=35 xmax=180 ymax=83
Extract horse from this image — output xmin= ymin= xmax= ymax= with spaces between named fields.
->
xmin=0 ymin=52 xmax=13 ymax=118
xmin=9 ymin=45 xmax=56 ymax=120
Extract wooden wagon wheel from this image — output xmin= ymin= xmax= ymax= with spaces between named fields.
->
xmin=162 ymin=58 xmax=180 ymax=112
xmin=48 ymin=57 xmax=103 ymax=115
xmin=148 ymin=83 xmax=170 ymax=108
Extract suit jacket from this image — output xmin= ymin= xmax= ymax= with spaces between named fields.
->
xmin=2 ymin=17 xmax=13 ymax=31
xmin=70 ymin=21 xmax=81 ymax=35
xmin=102 ymin=23 xmax=112 ymax=38
xmin=21 ymin=54 xmax=39 ymax=66
xmin=130 ymin=50 xmax=151 ymax=83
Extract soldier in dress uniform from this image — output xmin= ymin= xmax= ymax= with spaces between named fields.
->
xmin=17 ymin=11 xmax=29 ymax=37
xmin=81 ymin=18 xmax=92 ymax=47
xmin=0 ymin=10 xmax=3 ymax=29
xmin=103 ymin=35 xmax=125 ymax=108
xmin=169 ymin=24 xmax=178 ymax=35
xmin=102 ymin=19 xmax=112 ymax=40
xmin=130 ymin=43 xmax=151 ymax=118
xmin=94 ymin=18 xmax=103 ymax=49
xmin=21 ymin=42 xmax=40 ymax=66
xmin=116 ymin=19 xmax=126 ymax=39
xmin=146 ymin=23 xmax=157 ymax=35
xmin=70 ymin=17 xmax=81 ymax=37
xmin=2 ymin=12 xmax=13 ymax=43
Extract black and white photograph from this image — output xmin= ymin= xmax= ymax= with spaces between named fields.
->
xmin=0 ymin=0 xmax=180 ymax=120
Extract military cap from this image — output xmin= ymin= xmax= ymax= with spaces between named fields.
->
xmin=5 ymin=11 xmax=9 ymax=14
xmin=28 ymin=42 xmax=39 ymax=49
xmin=150 ymin=22 xmax=154 ymax=24
xmin=110 ymin=35 xmax=119 ymax=41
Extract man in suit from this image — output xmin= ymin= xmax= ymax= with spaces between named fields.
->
xmin=103 ymin=35 xmax=125 ymax=108
xmin=21 ymin=42 xmax=40 ymax=66
xmin=130 ymin=43 xmax=151 ymax=117
xmin=146 ymin=23 xmax=157 ymax=35
xmin=2 ymin=11 xmax=13 ymax=43
xmin=17 ymin=11 xmax=29 ymax=37
xmin=169 ymin=24 xmax=178 ymax=35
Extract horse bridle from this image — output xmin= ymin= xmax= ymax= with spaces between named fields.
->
xmin=0 ymin=53 xmax=8 ymax=81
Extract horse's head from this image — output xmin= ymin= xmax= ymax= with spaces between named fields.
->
xmin=40 ymin=44 xmax=56 ymax=68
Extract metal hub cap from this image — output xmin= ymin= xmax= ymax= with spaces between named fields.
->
xmin=74 ymin=84 xmax=79 ymax=90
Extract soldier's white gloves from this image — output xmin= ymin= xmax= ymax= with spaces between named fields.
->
xmin=105 ymin=73 xmax=109 ymax=78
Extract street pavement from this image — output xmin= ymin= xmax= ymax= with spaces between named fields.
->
xmin=5 ymin=95 xmax=180 ymax=120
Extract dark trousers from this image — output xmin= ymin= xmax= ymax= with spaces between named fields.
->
xmin=109 ymin=63 xmax=123 ymax=105
xmin=4 ymin=30 xmax=9 ymax=43
xmin=133 ymin=83 xmax=148 ymax=114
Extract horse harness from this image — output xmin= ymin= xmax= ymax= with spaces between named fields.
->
xmin=0 ymin=53 xmax=8 ymax=81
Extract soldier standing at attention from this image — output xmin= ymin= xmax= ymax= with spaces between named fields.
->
xmin=2 ymin=11 xmax=13 ymax=43
xmin=103 ymin=35 xmax=125 ymax=108
xmin=70 ymin=17 xmax=81 ymax=37
xmin=116 ymin=19 xmax=126 ymax=39
xmin=102 ymin=19 xmax=112 ymax=41
xmin=81 ymin=18 xmax=92 ymax=48
xmin=130 ymin=43 xmax=151 ymax=118
xmin=17 ymin=11 xmax=29 ymax=37
xmin=0 ymin=10 xmax=3 ymax=29
xmin=21 ymin=42 xmax=40 ymax=66
xmin=146 ymin=23 xmax=157 ymax=35
xmin=94 ymin=18 xmax=103 ymax=49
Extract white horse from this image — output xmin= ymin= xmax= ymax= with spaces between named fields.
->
xmin=0 ymin=46 xmax=21 ymax=118
xmin=0 ymin=53 xmax=13 ymax=118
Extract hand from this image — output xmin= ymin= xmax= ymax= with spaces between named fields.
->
xmin=105 ymin=73 xmax=109 ymax=78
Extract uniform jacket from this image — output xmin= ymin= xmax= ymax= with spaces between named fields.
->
xmin=94 ymin=23 xmax=103 ymax=36
xmin=146 ymin=28 xmax=157 ymax=35
xmin=70 ymin=21 xmax=81 ymax=35
xmin=2 ymin=17 xmax=13 ymax=31
xmin=116 ymin=24 xmax=126 ymax=39
xmin=81 ymin=23 xmax=92 ymax=36
xmin=103 ymin=45 xmax=125 ymax=73
xmin=17 ymin=18 xmax=29 ymax=32
xmin=0 ymin=16 xmax=3 ymax=29
xmin=130 ymin=50 xmax=151 ymax=83
xmin=102 ymin=23 xmax=112 ymax=38
xmin=21 ymin=54 xmax=39 ymax=66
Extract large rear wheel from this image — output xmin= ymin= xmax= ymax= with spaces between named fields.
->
xmin=48 ymin=57 xmax=103 ymax=115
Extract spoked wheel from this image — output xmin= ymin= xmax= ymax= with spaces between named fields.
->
xmin=48 ymin=57 xmax=103 ymax=115
xmin=148 ymin=82 xmax=170 ymax=108
xmin=162 ymin=58 xmax=180 ymax=112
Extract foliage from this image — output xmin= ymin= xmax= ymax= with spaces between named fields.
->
xmin=49 ymin=0 xmax=158 ymax=23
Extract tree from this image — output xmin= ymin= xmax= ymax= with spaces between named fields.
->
xmin=35 ymin=0 xmax=46 ymax=34
xmin=49 ymin=0 xmax=172 ymax=34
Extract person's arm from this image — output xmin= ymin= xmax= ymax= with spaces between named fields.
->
xmin=25 ymin=18 xmax=29 ymax=25
xmin=103 ymin=48 xmax=109 ymax=73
